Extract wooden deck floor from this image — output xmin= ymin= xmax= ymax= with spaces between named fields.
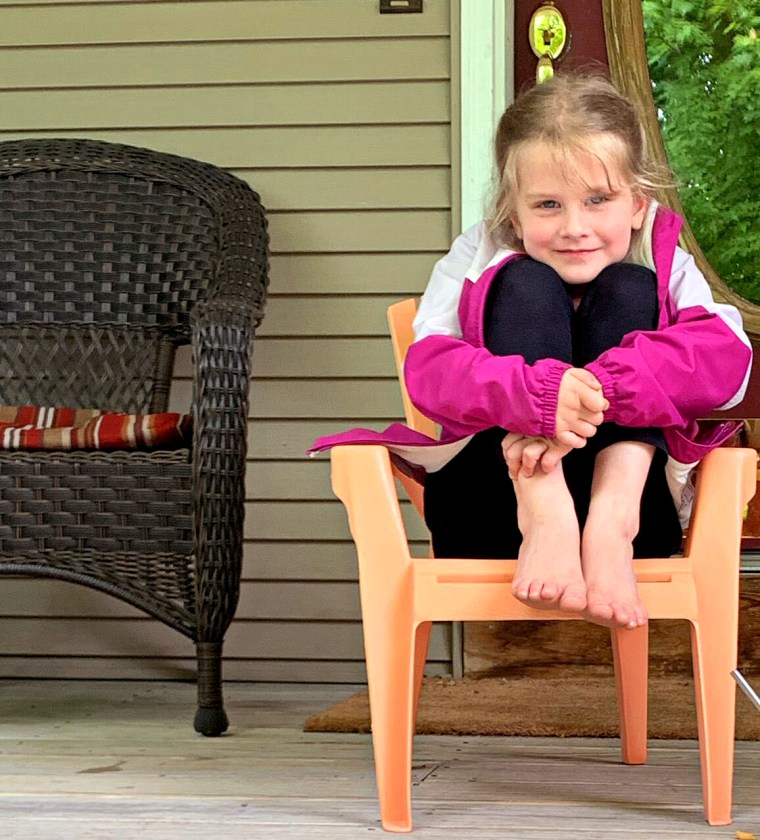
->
xmin=1 ymin=679 xmax=759 ymax=839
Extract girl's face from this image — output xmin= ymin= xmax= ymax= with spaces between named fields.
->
xmin=509 ymin=140 xmax=648 ymax=285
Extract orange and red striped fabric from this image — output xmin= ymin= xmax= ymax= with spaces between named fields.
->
xmin=0 ymin=406 xmax=191 ymax=450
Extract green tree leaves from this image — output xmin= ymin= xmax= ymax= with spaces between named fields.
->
xmin=643 ymin=0 xmax=760 ymax=301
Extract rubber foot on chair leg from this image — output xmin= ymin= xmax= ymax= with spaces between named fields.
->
xmin=194 ymin=706 xmax=229 ymax=736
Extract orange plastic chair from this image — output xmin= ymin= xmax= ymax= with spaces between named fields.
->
xmin=330 ymin=297 xmax=757 ymax=832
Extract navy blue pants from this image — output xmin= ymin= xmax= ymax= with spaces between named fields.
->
xmin=423 ymin=258 xmax=683 ymax=560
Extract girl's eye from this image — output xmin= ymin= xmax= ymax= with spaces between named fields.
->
xmin=537 ymin=199 xmax=559 ymax=209
xmin=588 ymin=194 xmax=610 ymax=206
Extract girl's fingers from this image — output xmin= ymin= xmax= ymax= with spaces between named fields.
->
xmin=567 ymin=367 xmax=602 ymax=390
xmin=540 ymin=446 xmax=566 ymax=473
xmin=503 ymin=439 xmax=528 ymax=478
xmin=578 ymin=408 xmax=606 ymax=426
xmin=567 ymin=419 xmax=598 ymax=439
xmin=501 ymin=432 xmax=525 ymax=453
xmin=502 ymin=435 xmax=550 ymax=479
xmin=519 ymin=440 xmax=548 ymax=477
xmin=577 ymin=384 xmax=608 ymax=413
xmin=501 ymin=433 xmax=526 ymax=477
xmin=556 ymin=429 xmax=587 ymax=449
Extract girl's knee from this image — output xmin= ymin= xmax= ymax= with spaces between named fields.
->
xmin=485 ymin=259 xmax=573 ymax=360
xmin=593 ymin=263 xmax=658 ymax=307
xmin=578 ymin=263 xmax=659 ymax=334
xmin=496 ymin=258 xmax=567 ymax=302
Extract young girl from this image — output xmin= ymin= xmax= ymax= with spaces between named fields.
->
xmin=311 ymin=74 xmax=751 ymax=631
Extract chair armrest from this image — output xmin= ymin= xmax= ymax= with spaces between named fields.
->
xmin=209 ymin=193 xmax=269 ymax=331
xmin=685 ymin=447 xmax=757 ymax=568
xmin=691 ymin=447 xmax=757 ymax=520
xmin=191 ymin=296 xmax=255 ymax=458
xmin=331 ymin=445 xmax=414 ymax=575
xmin=190 ymin=297 xmax=256 ymax=639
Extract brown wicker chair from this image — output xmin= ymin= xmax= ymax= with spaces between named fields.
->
xmin=0 ymin=138 xmax=269 ymax=735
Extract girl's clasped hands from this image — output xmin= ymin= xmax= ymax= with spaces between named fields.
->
xmin=503 ymin=368 xmax=609 ymax=479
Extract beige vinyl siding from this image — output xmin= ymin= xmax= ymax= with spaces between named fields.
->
xmin=0 ymin=0 xmax=455 ymax=682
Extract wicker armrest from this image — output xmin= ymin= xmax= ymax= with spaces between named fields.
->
xmin=190 ymin=295 xmax=257 ymax=640
xmin=191 ymin=294 xmax=257 ymax=440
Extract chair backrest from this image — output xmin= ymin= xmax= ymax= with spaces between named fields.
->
xmin=387 ymin=299 xmax=437 ymax=439
xmin=0 ymin=138 xmax=268 ymax=412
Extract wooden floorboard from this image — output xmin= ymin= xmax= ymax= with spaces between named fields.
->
xmin=1 ymin=679 xmax=759 ymax=838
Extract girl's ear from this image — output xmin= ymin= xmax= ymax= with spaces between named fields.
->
xmin=631 ymin=193 xmax=648 ymax=231
xmin=510 ymin=213 xmax=523 ymax=240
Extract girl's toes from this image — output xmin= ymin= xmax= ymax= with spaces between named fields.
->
xmin=585 ymin=599 xmax=614 ymax=626
xmin=559 ymin=583 xmax=586 ymax=613
xmin=527 ymin=580 xmax=546 ymax=601
xmin=539 ymin=581 xmax=560 ymax=601
xmin=633 ymin=605 xmax=649 ymax=627
xmin=610 ymin=602 xmax=631 ymax=628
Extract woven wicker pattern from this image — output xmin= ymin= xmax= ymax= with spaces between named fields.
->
xmin=0 ymin=139 xmax=269 ymax=735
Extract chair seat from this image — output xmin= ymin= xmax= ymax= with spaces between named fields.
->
xmin=0 ymin=405 xmax=191 ymax=451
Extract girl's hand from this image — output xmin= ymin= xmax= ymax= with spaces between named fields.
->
xmin=502 ymin=433 xmax=572 ymax=478
xmin=502 ymin=433 xmax=545 ymax=478
xmin=538 ymin=437 xmax=574 ymax=474
xmin=555 ymin=368 xmax=608 ymax=448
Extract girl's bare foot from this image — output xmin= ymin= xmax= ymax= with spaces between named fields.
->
xmin=579 ymin=442 xmax=654 ymax=630
xmin=581 ymin=516 xmax=647 ymax=629
xmin=512 ymin=466 xmax=586 ymax=613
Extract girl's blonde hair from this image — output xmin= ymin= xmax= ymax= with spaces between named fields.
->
xmin=488 ymin=73 xmax=671 ymax=249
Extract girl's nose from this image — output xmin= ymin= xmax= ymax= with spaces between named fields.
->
xmin=560 ymin=207 xmax=587 ymax=237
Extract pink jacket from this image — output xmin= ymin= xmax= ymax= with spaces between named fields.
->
xmin=310 ymin=204 xmax=751 ymax=490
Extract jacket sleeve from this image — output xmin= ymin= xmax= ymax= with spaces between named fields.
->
xmin=405 ymin=223 xmax=571 ymax=438
xmin=585 ymin=249 xmax=752 ymax=429
xmin=405 ymin=336 xmax=571 ymax=438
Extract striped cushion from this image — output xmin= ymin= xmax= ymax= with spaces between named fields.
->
xmin=0 ymin=406 xmax=191 ymax=451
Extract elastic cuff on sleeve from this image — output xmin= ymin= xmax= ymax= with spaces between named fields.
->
xmin=585 ymin=361 xmax=617 ymax=420
xmin=539 ymin=360 xmax=572 ymax=437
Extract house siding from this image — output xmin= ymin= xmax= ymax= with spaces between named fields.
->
xmin=0 ymin=0 xmax=455 ymax=681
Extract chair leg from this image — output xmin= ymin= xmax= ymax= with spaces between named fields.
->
xmin=690 ymin=615 xmax=737 ymax=825
xmin=194 ymin=641 xmax=230 ymax=736
xmin=412 ymin=622 xmax=432 ymax=725
xmin=364 ymin=617 xmax=418 ymax=833
xmin=610 ymin=624 xmax=648 ymax=765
